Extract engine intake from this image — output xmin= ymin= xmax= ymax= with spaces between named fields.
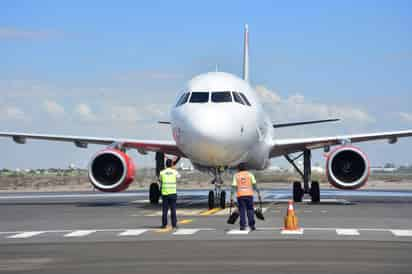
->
xmin=326 ymin=146 xmax=369 ymax=190
xmin=88 ymin=149 xmax=135 ymax=192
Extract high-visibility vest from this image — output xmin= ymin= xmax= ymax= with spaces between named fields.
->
xmin=159 ymin=168 xmax=178 ymax=195
xmin=235 ymin=171 xmax=254 ymax=197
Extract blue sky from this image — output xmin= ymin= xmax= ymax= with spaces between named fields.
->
xmin=0 ymin=0 xmax=411 ymax=168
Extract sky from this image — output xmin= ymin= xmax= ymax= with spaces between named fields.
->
xmin=0 ymin=0 xmax=411 ymax=169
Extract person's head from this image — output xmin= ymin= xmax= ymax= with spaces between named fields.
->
xmin=238 ymin=163 xmax=247 ymax=171
xmin=166 ymin=159 xmax=173 ymax=168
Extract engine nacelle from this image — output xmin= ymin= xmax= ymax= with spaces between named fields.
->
xmin=326 ymin=146 xmax=369 ymax=190
xmin=88 ymin=149 xmax=136 ymax=192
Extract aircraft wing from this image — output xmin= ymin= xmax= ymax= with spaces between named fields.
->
xmin=0 ymin=132 xmax=184 ymax=157
xmin=270 ymin=130 xmax=412 ymax=157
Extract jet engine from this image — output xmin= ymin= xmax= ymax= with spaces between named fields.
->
xmin=88 ymin=149 xmax=135 ymax=192
xmin=326 ymin=146 xmax=369 ymax=190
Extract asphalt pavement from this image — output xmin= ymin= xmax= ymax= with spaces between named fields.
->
xmin=0 ymin=188 xmax=412 ymax=273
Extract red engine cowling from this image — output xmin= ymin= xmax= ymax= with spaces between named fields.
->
xmin=326 ymin=146 xmax=370 ymax=190
xmin=88 ymin=149 xmax=136 ymax=192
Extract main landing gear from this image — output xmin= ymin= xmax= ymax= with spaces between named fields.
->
xmin=208 ymin=168 xmax=227 ymax=209
xmin=285 ymin=149 xmax=320 ymax=203
xmin=150 ymin=152 xmax=182 ymax=205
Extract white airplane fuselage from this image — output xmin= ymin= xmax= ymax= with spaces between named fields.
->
xmin=171 ymin=71 xmax=273 ymax=170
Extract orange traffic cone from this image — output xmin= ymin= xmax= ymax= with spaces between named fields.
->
xmin=282 ymin=200 xmax=303 ymax=234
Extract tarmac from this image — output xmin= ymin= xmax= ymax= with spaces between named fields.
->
xmin=1 ymin=188 xmax=412 ymax=273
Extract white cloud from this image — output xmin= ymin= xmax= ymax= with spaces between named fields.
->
xmin=399 ymin=112 xmax=412 ymax=122
xmin=256 ymin=86 xmax=375 ymax=125
xmin=43 ymin=100 xmax=65 ymax=117
xmin=110 ymin=105 xmax=141 ymax=122
xmin=255 ymin=85 xmax=281 ymax=104
xmin=74 ymin=103 xmax=96 ymax=121
xmin=0 ymin=27 xmax=59 ymax=40
xmin=0 ymin=105 xmax=27 ymax=121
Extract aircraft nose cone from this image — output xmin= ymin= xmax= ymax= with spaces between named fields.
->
xmin=183 ymin=107 xmax=247 ymax=166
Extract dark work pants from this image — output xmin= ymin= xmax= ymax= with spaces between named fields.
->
xmin=237 ymin=196 xmax=255 ymax=229
xmin=162 ymin=194 xmax=177 ymax=227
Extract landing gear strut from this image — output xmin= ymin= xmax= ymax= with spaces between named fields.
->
xmin=285 ymin=149 xmax=320 ymax=203
xmin=208 ymin=168 xmax=227 ymax=209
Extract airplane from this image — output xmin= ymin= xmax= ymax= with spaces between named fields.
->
xmin=1 ymin=25 xmax=412 ymax=209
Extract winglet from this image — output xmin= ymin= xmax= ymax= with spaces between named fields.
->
xmin=242 ymin=24 xmax=249 ymax=82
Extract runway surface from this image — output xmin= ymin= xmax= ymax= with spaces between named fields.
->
xmin=1 ymin=188 xmax=412 ymax=273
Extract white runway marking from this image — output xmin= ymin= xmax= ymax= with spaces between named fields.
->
xmin=391 ymin=230 xmax=412 ymax=237
xmin=227 ymin=229 xmax=250 ymax=235
xmin=336 ymin=229 xmax=360 ymax=236
xmin=64 ymin=230 xmax=96 ymax=237
xmin=173 ymin=229 xmax=200 ymax=235
xmin=7 ymin=231 xmax=45 ymax=239
xmin=118 ymin=229 xmax=148 ymax=236
xmin=2 ymin=227 xmax=412 ymax=241
xmin=281 ymin=229 xmax=304 ymax=235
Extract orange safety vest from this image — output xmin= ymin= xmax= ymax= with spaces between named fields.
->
xmin=235 ymin=171 xmax=254 ymax=197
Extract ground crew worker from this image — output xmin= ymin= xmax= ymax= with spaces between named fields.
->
xmin=159 ymin=159 xmax=180 ymax=230
xmin=230 ymin=163 xmax=260 ymax=231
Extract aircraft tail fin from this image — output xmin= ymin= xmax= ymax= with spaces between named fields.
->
xmin=242 ymin=24 xmax=249 ymax=82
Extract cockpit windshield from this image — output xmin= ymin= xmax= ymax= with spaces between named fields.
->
xmin=232 ymin=92 xmax=245 ymax=105
xmin=239 ymin=92 xmax=251 ymax=106
xmin=180 ymin=91 xmax=251 ymax=106
xmin=175 ymin=92 xmax=190 ymax=107
xmin=211 ymin=92 xmax=232 ymax=103
xmin=189 ymin=92 xmax=209 ymax=103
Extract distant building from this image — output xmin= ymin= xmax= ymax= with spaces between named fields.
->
xmin=371 ymin=166 xmax=398 ymax=173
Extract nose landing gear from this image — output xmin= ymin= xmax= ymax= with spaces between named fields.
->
xmin=208 ymin=168 xmax=227 ymax=209
xmin=285 ymin=149 xmax=321 ymax=203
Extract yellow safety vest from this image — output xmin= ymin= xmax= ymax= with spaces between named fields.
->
xmin=159 ymin=168 xmax=178 ymax=195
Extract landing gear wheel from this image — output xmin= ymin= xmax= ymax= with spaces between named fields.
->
xmin=310 ymin=181 xmax=320 ymax=203
xmin=149 ymin=183 xmax=160 ymax=204
xmin=208 ymin=190 xmax=215 ymax=209
xmin=293 ymin=181 xmax=303 ymax=202
xmin=220 ymin=190 xmax=226 ymax=209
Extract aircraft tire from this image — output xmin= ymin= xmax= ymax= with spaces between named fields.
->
xmin=220 ymin=190 xmax=226 ymax=209
xmin=311 ymin=181 xmax=320 ymax=203
xmin=149 ymin=183 xmax=160 ymax=204
xmin=293 ymin=181 xmax=303 ymax=202
xmin=208 ymin=190 xmax=215 ymax=209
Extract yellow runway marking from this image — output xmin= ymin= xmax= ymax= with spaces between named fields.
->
xmin=200 ymin=208 xmax=222 ymax=216
xmin=178 ymin=219 xmax=193 ymax=225
xmin=155 ymin=227 xmax=172 ymax=233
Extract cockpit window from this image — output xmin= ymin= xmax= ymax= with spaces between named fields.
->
xmin=189 ymin=92 xmax=209 ymax=103
xmin=211 ymin=92 xmax=232 ymax=103
xmin=232 ymin=92 xmax=245 ymax=105
xmin=175 ymin=92 xmax=190 ymax=107
xmin=239 ymin=93 xmax=251 ymax=106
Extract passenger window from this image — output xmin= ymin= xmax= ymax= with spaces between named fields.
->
xmin=232 ymin=92 xmax=245 ymax=105
xmin=175 ymin=93 xmax=190 ymax=107
xmin=239 ymin=93 xmax=251 ymax=106
xmin=211 ymin=92 xmax=232 ymax=103
xmin=189 ymin=92 xmax=209 ymax=103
